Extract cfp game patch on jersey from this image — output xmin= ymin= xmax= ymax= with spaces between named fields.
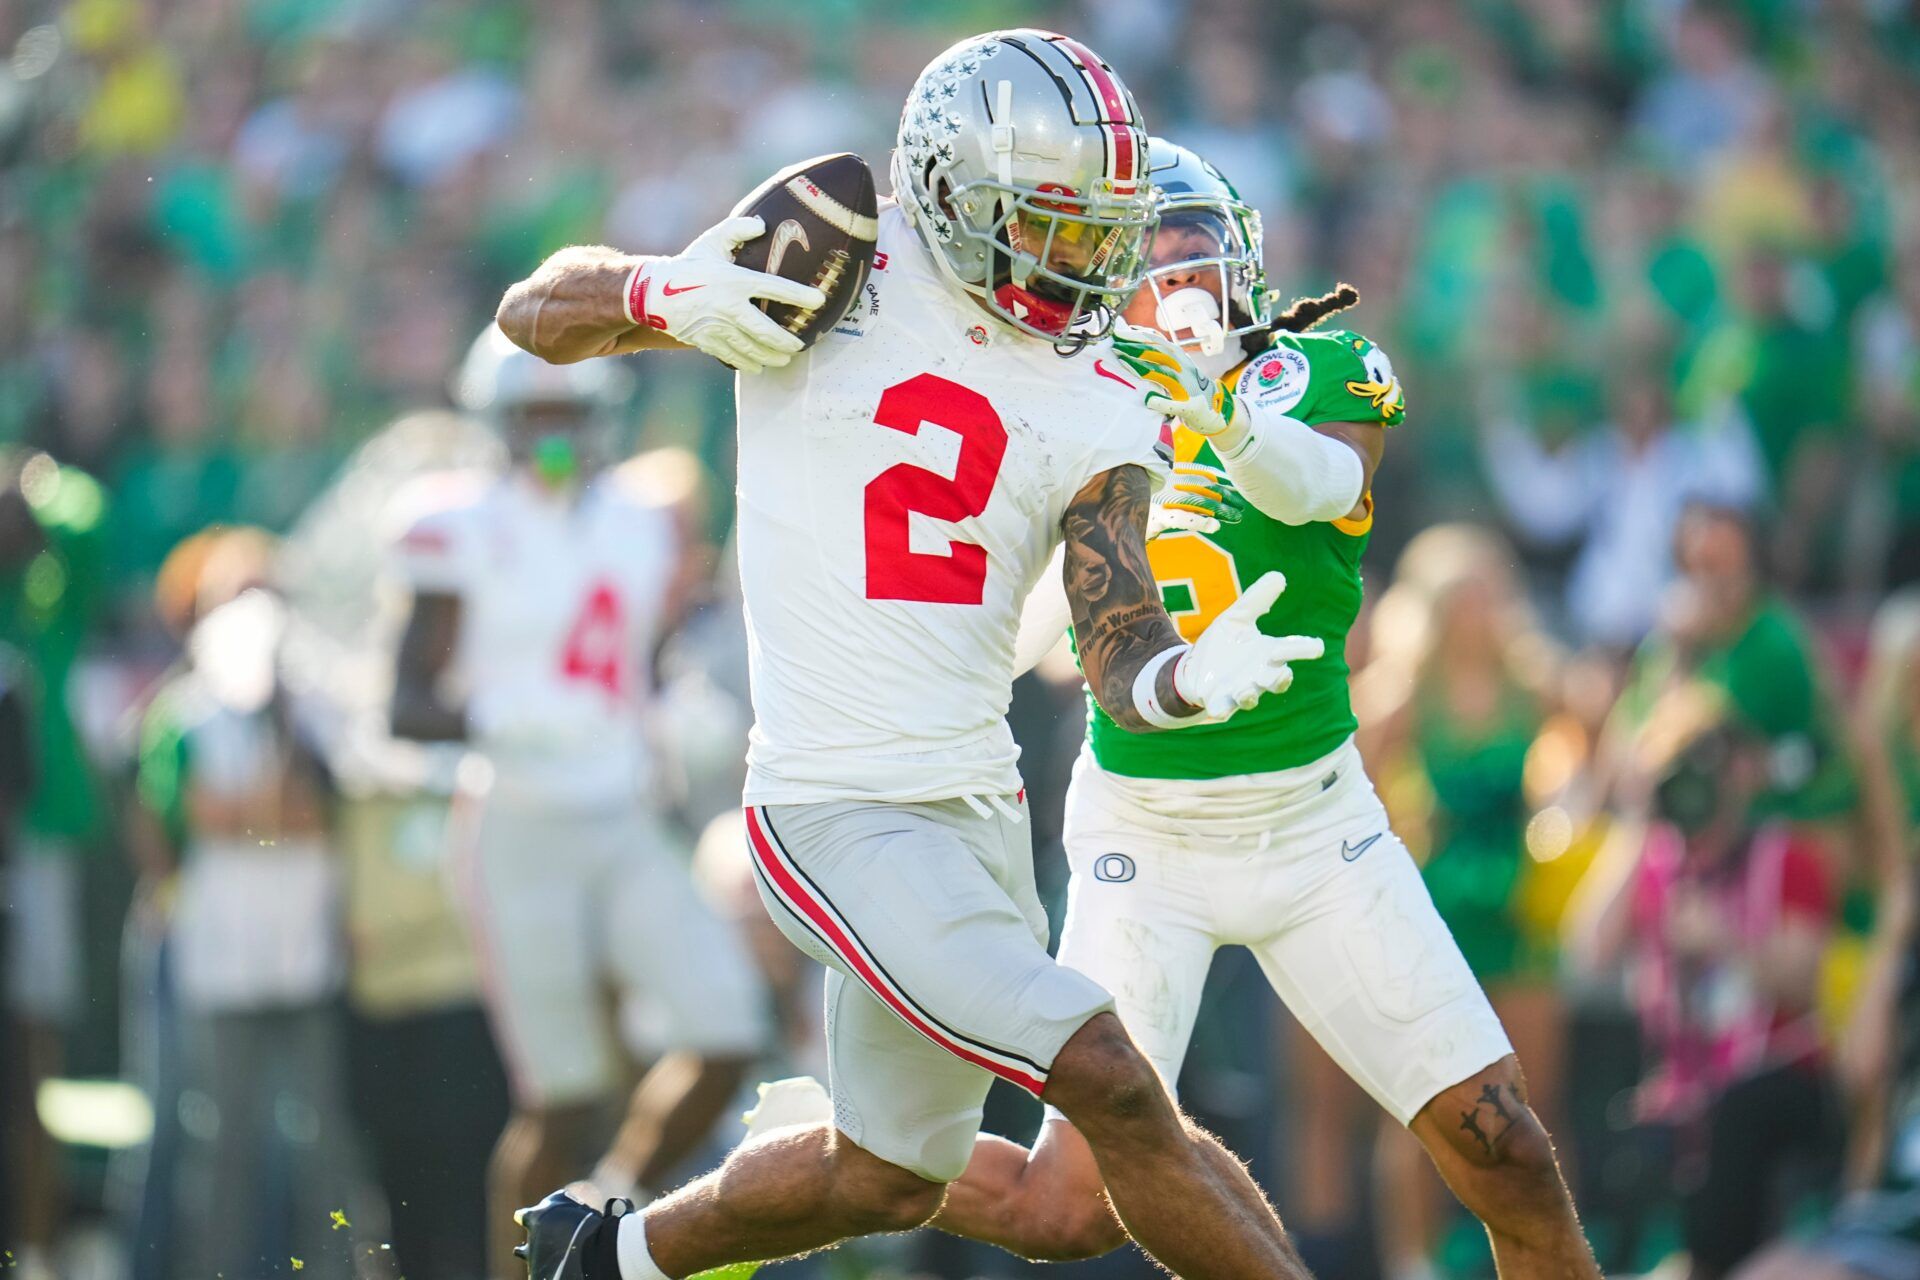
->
xmin=730 ymin=153 xmax=879 ymax=349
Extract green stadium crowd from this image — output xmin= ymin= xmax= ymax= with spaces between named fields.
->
xmin=4 ymin=1 xmax=1920 ymax=1279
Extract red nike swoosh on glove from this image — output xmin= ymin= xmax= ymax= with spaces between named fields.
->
xmin=1093 ymin=360 xmax=1134 ymax=389
xmin=661 ymin=282 xmax=704 ymax=296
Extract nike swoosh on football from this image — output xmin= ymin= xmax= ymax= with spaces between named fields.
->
xmin=1093 ymin=359 xmax=1134 ymax=389
xmin=660 ymin=282 xmax=704 ymax=296
xmin=765 ymin=218 xmax=811 ymax=279
xmin=1340 ymin=832 xmax=1384 ymax=861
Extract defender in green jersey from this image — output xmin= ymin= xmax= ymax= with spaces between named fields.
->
xmin=1087 ymin=322 xmax=1389 ymax=780
xmin=935 ymin=142 xmax=1599 ymax=1279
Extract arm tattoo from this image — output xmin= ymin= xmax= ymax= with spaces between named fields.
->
xmin=1062 ymin=465 xmax=1198 ymax=731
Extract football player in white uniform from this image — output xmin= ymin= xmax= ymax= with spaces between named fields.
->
xmin=389 ymin=329 xmax=770 ymax=1280
xmin=931 ymin=142 xmax=1602 ymax=1280
xmin=499 ymin=30 xmax=1320 ymax=1280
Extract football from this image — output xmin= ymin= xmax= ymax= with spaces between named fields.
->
xmin=729 ymin=152 xmax=878 ymax=349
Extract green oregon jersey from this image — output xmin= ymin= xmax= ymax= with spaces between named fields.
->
xmin=1087 ymin=328 xmax=1405 ymax=780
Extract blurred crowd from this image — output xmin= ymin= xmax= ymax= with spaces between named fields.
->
xmin=4 ymin=0 xmax=1920 ymax=1278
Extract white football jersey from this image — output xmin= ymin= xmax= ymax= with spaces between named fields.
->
xmin=739 ymin=201 xmax=1170 ymax=805
xmin=390 ymin=471 xmax=677 ymax=810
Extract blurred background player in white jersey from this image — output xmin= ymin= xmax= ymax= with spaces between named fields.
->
xmin=387 ymin=328 xmax=769 ymax=1280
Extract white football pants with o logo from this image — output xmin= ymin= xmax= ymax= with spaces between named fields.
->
xmin=1056 ymin=736 xmax=1512 ymax=1125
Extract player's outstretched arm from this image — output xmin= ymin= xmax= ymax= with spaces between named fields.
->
xmin=1063 ymin=466 xmax=1324 ymax=731
xmin=496 ymin=216 xmax=827 ymax=373
xmin=497 ymin=244 xmax=673 ymax=364
xmin=1112 ymin=332 xmax=1380 ymax=524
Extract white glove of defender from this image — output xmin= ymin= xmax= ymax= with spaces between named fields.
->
xmin=625 ymin=216 xmax=828 ymax=374
xmin=1176 ymin=571 xmax=1325 ymax=720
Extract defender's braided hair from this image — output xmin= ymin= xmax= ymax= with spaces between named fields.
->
xmin=1272 ymin=282 xmax=1360 ymax=333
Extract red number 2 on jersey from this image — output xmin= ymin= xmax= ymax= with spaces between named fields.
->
xmin=864 ymin=373 xmax=1009 ymax=604
xmin=559 ymin=580 xmax=627 ymax=698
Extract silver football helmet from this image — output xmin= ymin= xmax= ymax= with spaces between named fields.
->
xmin=453 ymin=326 xmax=630 ymax=484
xmin=1137 ymin=139 xmax=1273 ymax=360
xmin=891 ymin=29 xmax=1157 ymax=343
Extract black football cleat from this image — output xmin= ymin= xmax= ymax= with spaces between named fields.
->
xmin=513 ymin=1190 xmax=631 ymax=1280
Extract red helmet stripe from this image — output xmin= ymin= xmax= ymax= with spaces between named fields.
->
xmin=1053 ymin=35 xmax=1128 ymax=122
xmin=1051 ymin=35 xmax=1137 ymax=187
xmin=1111 ymin=124 xmax=1138 ymax=186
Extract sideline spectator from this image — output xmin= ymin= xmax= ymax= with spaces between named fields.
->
xmin=1730 ymin=896 xmax=1919 ymax=1280
xmin=0 ymin=451 xmax=109 ymax=1280
xmin=119 ymin=527 xmax=273 ymax=1280
xmin=1611 ymin=503 xmax=1856 ymax=825
xmin=1571 ymin=693 xmax=1842 ymax=1280
xmin=1359 ymin=524 xmax=1567 ymax=1280
xmin=140 ymin=565 xmax=357 ymax=1280
xmin=1687 ymin=245 xmax=1854 ymax=592
xmin=1479 ymin=341 xmax=1763 ymax=652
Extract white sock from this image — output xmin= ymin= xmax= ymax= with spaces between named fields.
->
xmin=616 ymin=1211 xmax=672 ymax=1280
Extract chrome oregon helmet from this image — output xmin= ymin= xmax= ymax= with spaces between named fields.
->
xmin=891 ymin=30 xmax=1157 ymax=343
xmin=1138 ymin=138 xmax=1273 ymax=357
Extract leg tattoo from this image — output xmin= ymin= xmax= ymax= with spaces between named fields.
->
xmin=1458 ymin=1083 xmax=1523 ymax=1160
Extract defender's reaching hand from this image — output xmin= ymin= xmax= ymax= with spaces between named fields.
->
xmin=1149 ymin=463 xmax=1247 ymax=539
xmin=1110 ymin=331 xmax=1238 ymax=438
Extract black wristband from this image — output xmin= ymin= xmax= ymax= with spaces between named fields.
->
xmin=585 ymin=1201 xmax=629 ymax=1280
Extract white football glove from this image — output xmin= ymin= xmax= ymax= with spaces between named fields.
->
xmin=1176 ymin=571 xmax=1325 ymax=720
xmin=625 ymin=216 xmax=828 ymax=374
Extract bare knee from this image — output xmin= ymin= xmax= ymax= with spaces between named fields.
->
xmin=831 ymin=1138 xmax=947 ymax=1234
xmin=1020 ymin=1194 xmax=1126 ymax=1262
xmin=1044 ymin=1014 xmax=1170 ymax=1141
xmin=1419 ymin=1059 xmax=1561 ymax=1188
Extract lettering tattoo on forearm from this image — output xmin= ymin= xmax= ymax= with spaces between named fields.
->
xmin=1062 ymin=464 xmax=1196 ymax=730
xmin=1458 ymin=1082 xmax=1523 ymax=1159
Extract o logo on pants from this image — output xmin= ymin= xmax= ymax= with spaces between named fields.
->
xmin=1093 ymin=853 xmax=1136 ymax=883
